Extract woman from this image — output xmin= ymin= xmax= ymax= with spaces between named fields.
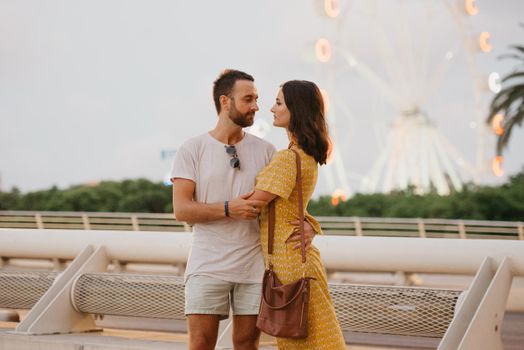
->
xmin=248 ymin=80 xmax=346 ymax=349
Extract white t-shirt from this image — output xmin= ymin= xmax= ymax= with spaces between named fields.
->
xmin=171 ymin=132 xmax=276 ymax=283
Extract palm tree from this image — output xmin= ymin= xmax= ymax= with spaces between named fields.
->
xmin=487 ymin=44 xmax=524 ymax=155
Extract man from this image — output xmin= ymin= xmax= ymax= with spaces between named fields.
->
xmin=171 ymin=69 xmax=319 ymax=350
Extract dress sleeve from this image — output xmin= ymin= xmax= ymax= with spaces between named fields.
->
xmin=305 ymin=212 xmax=323 ymax=235
xmin=255 ymin=150 xmax=297 ymax=200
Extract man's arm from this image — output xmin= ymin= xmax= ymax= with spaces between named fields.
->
xmin=172 ymin=178 xmax=266 ymax=223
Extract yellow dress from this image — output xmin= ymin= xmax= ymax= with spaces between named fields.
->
xmin=256 ymin=147 xmax=346 ymax=350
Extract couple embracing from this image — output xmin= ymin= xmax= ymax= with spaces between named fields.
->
xmin=171 ymin=69 xmax=345 ymax=350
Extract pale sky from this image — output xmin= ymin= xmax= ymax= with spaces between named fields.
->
xmin=1 ymin=0 xmax=523 ymax=196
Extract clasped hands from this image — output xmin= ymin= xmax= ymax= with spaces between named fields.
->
xmin=227 ymin=191 xmax=315 ymax=251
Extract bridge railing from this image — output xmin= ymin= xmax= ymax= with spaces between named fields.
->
xmin=1 ymin=210 xmax=522 ymax=239
xmin=1 ymin=229 xmax=523 ymax=350
xmin=0 ymin=270 xmax=461 ymax=339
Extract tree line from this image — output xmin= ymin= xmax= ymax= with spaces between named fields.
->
xmin=0 ymin=179 xmax=173 ymax=214
xmin=307 ymin=169 xmax=524 ymax=221
xmin=1 ymin=168 xmax=523 ymax=221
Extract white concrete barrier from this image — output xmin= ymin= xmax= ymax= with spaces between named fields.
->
xmin=2 ymin=229 xmax=524 ymax=276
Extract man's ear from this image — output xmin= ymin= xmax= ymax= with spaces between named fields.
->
xmin=219 ymin=95 xmax=229 ymax=112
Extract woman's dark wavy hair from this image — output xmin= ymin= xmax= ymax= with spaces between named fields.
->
xmin=281 ymin=80 xmax=330 ymax=165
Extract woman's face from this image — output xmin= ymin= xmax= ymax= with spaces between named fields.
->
xmin=270 ymin=88 xmax=291 ymax=128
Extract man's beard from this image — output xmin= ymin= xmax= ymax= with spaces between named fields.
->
xmin=229 ymin=103 xmax=255 ymax=127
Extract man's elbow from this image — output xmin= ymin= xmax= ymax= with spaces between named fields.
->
xmin=173 ymin=206 xmax=188 ymax=222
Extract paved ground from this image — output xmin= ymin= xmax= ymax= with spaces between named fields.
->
xmin=1 ymin=312 xmax=523 ymax=350
xmin=500 ymin=312 xmax=524 ymax=350
xmin=0 ymin=321 xmax=415 ymax=350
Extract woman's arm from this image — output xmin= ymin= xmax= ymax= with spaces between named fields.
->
xmin=245 ymin=189 xmax=277 ymax=207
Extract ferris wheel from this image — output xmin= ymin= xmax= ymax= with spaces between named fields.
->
xmin=312 ymin=0 xmax=501 ymax=198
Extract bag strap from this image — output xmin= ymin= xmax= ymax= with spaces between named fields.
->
xmin=267 ymin=148 xmax=306 ymax=264
xmin=268 ymin=198 xmax=275 ymax=256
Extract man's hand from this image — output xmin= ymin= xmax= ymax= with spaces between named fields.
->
xmin=286 ymin=219 xmax=315 ymax=250
xmin=228 ymin=191 xmax=267 ymax=220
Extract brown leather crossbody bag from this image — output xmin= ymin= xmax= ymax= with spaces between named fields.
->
xmin=256 ymin=149 xmax=312 ymax=339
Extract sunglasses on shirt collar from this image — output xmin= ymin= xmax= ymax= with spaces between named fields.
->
xmin=225 ymin=145 xmax=240 ymax=170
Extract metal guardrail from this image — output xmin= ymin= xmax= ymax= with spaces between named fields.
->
xmin=0 ymin=210 xmax=522 ymax=239
xmin=0 ymin=270 xmax=461 ymax=338
xmin=0 ymin=210 xmax=190 ymax=232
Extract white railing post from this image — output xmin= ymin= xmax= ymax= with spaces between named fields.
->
xmin=131 ymin=215 xmax=140 ymax=231
xmin=518 ymin=222 xmax=523 ymax=241
xmin=111 ymin=259 xmax=127 ymax=273
xmin=354 ymin=217 xmax=363 ymax=236
xmin=440 ymin=257 xmax=512 ymax=350
xmin=51 ymin=258 xmax=66 ymax=271
xmin=15 ymin=245 xmax=109 ymax=335
xmin=458 ymin=221 xmax=467 ymax=239
xmin=82 ymin=214 xmax=91 ymax=230
xmin=35 ymin=213 xmax=44 ymax=229
xmin=174 ymin=262 xmax=186 ymax=276
xmin=417 ymin=218 xmax=427 ymax=238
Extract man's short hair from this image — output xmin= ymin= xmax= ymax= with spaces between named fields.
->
xmin=213 ymin=69 xmax=254 ymax=113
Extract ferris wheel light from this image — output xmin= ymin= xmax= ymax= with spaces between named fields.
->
xmin=324 ymin=0 xmax=340 ymax=18
xmin=326 ymin=137 xmax=335 ymax=164
xmin=488 ymin=72 xmax=502 ymax=93
xmin=479 ymin=32 xmax=492 ymax=53
xmin=315 ymin=38 xmax=332 ymax=63
xmin=491 ymin=113 xmax=505 ymax=135
xmin=492 ymin=156 xmax=504 ymax=177
xmin=331 ymin=188 xmax=347 ymax=206
xmin=465 ymin=0 xmax=479 ymax=16
xmin=320 ymin=88 xmax=330 ymax=113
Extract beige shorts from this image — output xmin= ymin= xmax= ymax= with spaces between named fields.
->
xmin=185 ymin=275 xmax=261 ymax=320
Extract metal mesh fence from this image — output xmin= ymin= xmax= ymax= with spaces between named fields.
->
xmin=330 ymin=283 xmax=461 ymax=337
xmin=0 ymin=271 xmax=58 ymax=309
xmin=1 ymin=271 xmax=462 ymax=337
xmin=72 ymin=273 xmax=185 ymax=319
xmin=72 ymin=273 xmax=461 ymax=337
